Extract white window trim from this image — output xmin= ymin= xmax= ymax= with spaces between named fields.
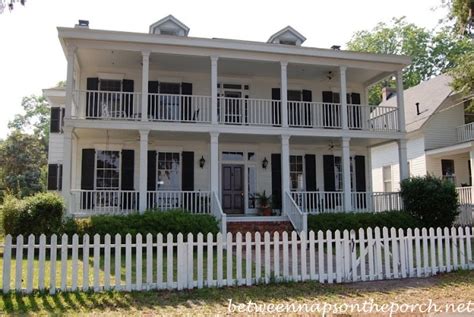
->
xmin=94 ymin=150 xmax=122 ymax=191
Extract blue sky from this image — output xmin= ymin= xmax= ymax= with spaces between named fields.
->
xmin=0 ymin=0 xmax=448 ymax=138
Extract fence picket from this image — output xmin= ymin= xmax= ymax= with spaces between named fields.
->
xmin=309 ymin=231 xmax=316 ymax=281
xmin=414 ymin=228 xmax=421 ymax=278
xmin=335 ymin=230 xmax=342 ymax=283
xmin=104 ymin=234 xmax=111 ymax=290
xmin=264 ymin=232 xmax=271 ymax=283
xmin=255 ymin=232 xmax=261 ymax=282
xmin=82 ymin=234 xmax=90 ymax=291
xmin=26 ymin=235 xmax=35 ymax=294
xmin=466 ymin=227 xmax=472 ymax=269
xmin=177 ymin=233 xmax=184 ymax=290
xmin=301 ymin=231 xmax=307 ymax=281
xmin=71 ymin=234 xmax=79 ymax=291
xmin=136 ymin=233 xmax=143 ymax=291
xmin=382 ymin=228 xmax=391 ymax=279
xmin=157 ymin=233 xmax=164 ymax=289
xmin=429 ymin=228 xmax=437 ymax=275
xmin=406 ymin=229 xmax=414 ymax=277
xmin=206 ymin=232 xmax=213 ymax=287
xmin=444 ymin=227 xmax=451 ymax=272
xmin=146 ymin=233 xmax=153 ymax=290
xmin=282 ymin=231 xmax=289 ymax=279
xmin=236 ymin=233 xmax=243 ymax=285
xmin=359 ymin=228 xmax=366 ymax=282
xmin=114 ymin=234 xmax=122 ymax=290
xmin=49 ymin=235 xmax=57 ymax=294
xmin=318 ymin=231 xmax=324 ymax=283
xmin=187 ymin=233 xmax=194 ymax=289
xmin=38 ymin=234 xmax=46 ymax=291
xmin=125 ymin=234 xmax=132 ymax=291
xmin=273 ymin=232 xmax=280 ymax=280
xmin=390 ymin=228 xmax=399 ymax=279
xmin=15 ymin=235 xmax=24 ymax=291
xmin=398 ymin=229 xmax=407 ymax=278
xmin=217 ymin=232 xmax=223 ymax=287
xmin=93 ymin=234 xmax=100 ymax=292
xmin=343 ymin=230 xmax=351 ymax=281
xmin=245 ymin=232 xmax=252 ymax=286
xmin=197 ymin=233 xmax=203 ymax=288
xmin=458 ymin=227 xmax=466 ymax=269
xmin=421 ymin=228 xmax=429 ymax=276
xmin=2 ymin=235 xmax=12 ymax=293
xmin=167 ymin=233 xmax=174 ymax=289
xmin=226 ymin=232 xmax=233 ymax=286
xmin=437 ymin=228 xmax=444 ymax=272
xmin=291 ymin=231 xmax=298 ymax=281
xmin=451 ymin=227 xmax=458 ymax=270
xmin=374 ymin=228 xmax=383 ymax=280
xmin=61 ymin=234 xmax=68 ymax=291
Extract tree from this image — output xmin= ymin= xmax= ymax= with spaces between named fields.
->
xmin=0 ymin=0 xmax=26 ymax=14
xmin=442 ymin=0 xmax=473 ymax=36
xmin=0 ymin=131 xmax=47 ymax=198
xmin=8 ymin=95 xmax=50 ymax=147
xmin=347 ymin=17 xmax=472 ymax=105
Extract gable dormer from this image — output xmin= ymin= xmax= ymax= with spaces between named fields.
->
xmin=149 ymin=15 xmax=190 ymax=36
xmin=267 ymin=26 xmax=306 ymax=46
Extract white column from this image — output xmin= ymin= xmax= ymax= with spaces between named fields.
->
xmin=211 ymin=56 xmax=219 ymax=125
xmin=342 ymin=137 xmax=352 ymax=211
xmin=65 ymin=45 xmax=76 ymax=119
xmin=139 ymin=130 xmax=149 ymax=213
xmin=210 ymin=132 xmax=219 ymax=194
xmin=62 ymin=127 xmax=73 ymax=215
xmin=396 ymin=70 xmax=406 ymax=133
xmin=398 ymin=139 xmax=409 ymax=182
xmin=280 ymin=61 xmax=288 ymax=128
xmin=141 ymin=51 xmax=150 ymax=121
xmin=340 ymin=66 xmax=348 ymax=129
xmin=281 ymin=134 xmax=290 ymax=214
xmin=469 ymin=149 xmax=474 ymax=203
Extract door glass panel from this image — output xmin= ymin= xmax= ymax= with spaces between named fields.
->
xmin=159 ymin=83 xmax=181 ymax=120
xmin=157 ymin=152 xmax=180 ymax=190
xmin=248 ymin=166 xmax=257 ymax=209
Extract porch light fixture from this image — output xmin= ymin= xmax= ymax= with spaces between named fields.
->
xmin=199 ymin=156 xmax=206 ymax=168
xmin=262 ymin=157 xmax=268 ymax=169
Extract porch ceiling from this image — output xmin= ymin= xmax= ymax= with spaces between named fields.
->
xmin=76 ymin=48 xmax=388 ymax=83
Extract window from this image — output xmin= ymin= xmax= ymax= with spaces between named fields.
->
xmin=157 ymin=152 xmax=180 ymax=190
xmin=99 ymin=79 xmax=121 ymax=92
xmin=47 ymin=164 xmax=63 ymax=190
xmin=248 ymin=166 xmax=257 ymax=209
xmin=290 ymin=155 xmax=304 ymax=191
xmin=222 ymin=152 xmax=244 ymax=161
xmin=334 ymin=157 xmax=355 ymax=191
xmin=441 ymin=159 xmax=456 ymax=183
xmin=383 ymin=165 xmax=392 ymax=192
xmin=247 ymin=152 xmax=256 ymax=161
xmin=95 ymin=151 xmax=120 ymax=190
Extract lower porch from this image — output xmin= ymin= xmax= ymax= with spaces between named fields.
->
xmin=59 ymin=129 xmax=408 ymax=232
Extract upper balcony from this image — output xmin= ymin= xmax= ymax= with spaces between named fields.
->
xmin=71 ymin=89 xmax=399 ymax=132
xmin=456 ymin=122 xmax=474 ymax=143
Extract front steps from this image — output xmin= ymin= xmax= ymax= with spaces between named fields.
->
xmin=226 ymin=216 xmax=294 ymax=235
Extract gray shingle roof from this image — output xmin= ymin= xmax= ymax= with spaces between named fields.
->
xmin=379 ymin=73 xmax=454 ymax=132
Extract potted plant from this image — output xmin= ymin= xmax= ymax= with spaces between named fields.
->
xmin=256 ymin=191 xmax=272 ymax=216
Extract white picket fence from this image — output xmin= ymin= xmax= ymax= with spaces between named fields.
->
xmin=1 ymin=227 xmax=473 ymax=294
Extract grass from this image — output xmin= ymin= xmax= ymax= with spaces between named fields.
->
xmin=0 ymin=270 xmax=473 ymax=315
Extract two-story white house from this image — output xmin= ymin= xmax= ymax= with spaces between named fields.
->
xmin=371 ymin=74 xmax=473 ymax=224
xmin=44 ymin=15 xmax=411 ymax=233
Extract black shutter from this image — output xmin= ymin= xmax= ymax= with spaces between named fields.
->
xmin=86 ymin=78 xmax=99 ymax=118
xmin=50 ymin=107 xmax=61 ymax=133
xmin=181 ymin=151 xmax=194 ymax=191
xmin=323 ymin=155 xmax=335 ymax=191
xmin=181 ymin=83 xmax=193 ymax=121
xmin=355 ymin=155 xmax=366 ymax=192
xmin=60 ymin=108 xmax=65 ymax=132
xmin=122 ymin=79 xmax=134 ymax=118
xmin=148 ymin=81 xmax=159 ymax=120
xmin=121 ymin=150 xmax=134 ymax=190
xmin=58 ymin=164 xmax=63 ymax=191
xmin=350 ymin=93 xmax=362 ymax=129
xmin=81 ymin=149 xmax=95 ymax=210
xmin=271 ymin=154 xmax=282 ymax=210
xmin=333 ymin=93 xmax=340 ymax=103
xmin=271 ymin=88 xmax=281 ymax=126
xmin=302 ymin=89 xmax=313 ymax=126
xmin=304 ymin=155 xmax=317 ymax=191
xmin=322 ymin=91 xmax=334 ymax=128
xmin=47 ymin=164 xmax=58 ymax=190
xmin=147 ymin=150 xmax=157 ymax=190
xmin=121 ymin=150 xmax=135 ymax=210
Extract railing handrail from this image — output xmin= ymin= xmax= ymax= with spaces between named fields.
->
xmin=149 ymin=92 xmax=211 ymax=98
xmin=211 ymin=191 xmax=227 ymax=236
xmin=74 ymin=89 xmax=141 ymax=95
xmin=285 ymin=192 xmax=307 ymax=233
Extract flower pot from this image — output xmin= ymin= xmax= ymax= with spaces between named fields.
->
xmin=262 ymin=207 xmax=272 ymax=216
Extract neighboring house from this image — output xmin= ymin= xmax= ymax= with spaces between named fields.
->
xmin=44 ymin=15 xmax=411 ymax=233
xmin=371 ymin=74 xmax=474 ymax=202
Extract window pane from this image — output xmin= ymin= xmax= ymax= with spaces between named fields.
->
xmin=222 ymin=152 xmax=244 ymax=161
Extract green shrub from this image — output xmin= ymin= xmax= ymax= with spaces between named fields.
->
xmin=62 ymin=209 xmax=220 ymax=237
xmin=400 ymin=175 xmax=459 ymax=228
xmin=2 ymin=192 xmax=65 ymax=236
xmin=307 ymin=211 xmax=420 ymax=232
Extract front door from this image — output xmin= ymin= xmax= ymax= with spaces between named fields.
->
xmin=222 ymin=164 xmax=244 ymax=214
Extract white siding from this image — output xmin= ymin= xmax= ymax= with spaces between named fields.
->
xmin=423 ymin=99 xmax=464 ymax=150
xmin=48 ymin=133 xmax=64 ymax=164
xmin=371 ymin=135 xmax=426 ymax=192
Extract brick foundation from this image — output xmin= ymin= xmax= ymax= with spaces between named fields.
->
xmin=227 ymin=221 xmax=294 ymax=236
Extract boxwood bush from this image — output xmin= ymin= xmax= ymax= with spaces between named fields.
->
xmin=307 ymin=210 xmax=420 ymax=233
xmin=2 ymin=192 xmax=65 ymax=236
xmin=400 ymin=175 xmax=459 ymax=228
xmin=62 ymin=209 xmax=220 ymax=237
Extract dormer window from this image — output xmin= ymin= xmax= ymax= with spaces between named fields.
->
xmin=149 ymin=15 xmax=190 ymax=37
xmin=267 ymin=26 xmax=306 ymax=46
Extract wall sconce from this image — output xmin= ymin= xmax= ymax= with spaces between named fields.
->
xmin=262 ymin=157 xmax=268 ymax=169
xmin=199 ymin=156 xmax=206 ymax=168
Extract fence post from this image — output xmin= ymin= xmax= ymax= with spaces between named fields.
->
xmin=2 ymin=235 xmax=12 ymax=293
xmin=177 ymin=233 xmax=184 ymax=291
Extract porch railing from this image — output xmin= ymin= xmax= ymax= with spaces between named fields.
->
xmin=211 ymin=191 xmax=227 ymax=236
xmin=148 ymin=93 xmax=211 ymax=123
xmin=349 ymin=105 xmax=399 ymax=132
xmin=285 ymin=192 xmax=307 ymax=233
xmin=72 ymin=90 xmax=142 ymax=120
xmin=71 ymin=190 xmax=139 ymax=215
xmin=456 ymin=186 xmax=472 ymax=205
xmin=146 ymin=191 xmax=212 ymax=213
xmin=287 ymin=101 xmax=342 ymax=128
xmin=290 ymin=191 xmax=344 ymax=213
xmin=218 ymin=97 xmax=280 ymax=126
xmin=291 ymin=191 xmax=403 ymax=213
xmin=456 ymin=123 xmax=474 ymax=143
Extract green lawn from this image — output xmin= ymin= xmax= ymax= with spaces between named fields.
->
xmin=0 ymin=270 xmax=473 ymax=315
